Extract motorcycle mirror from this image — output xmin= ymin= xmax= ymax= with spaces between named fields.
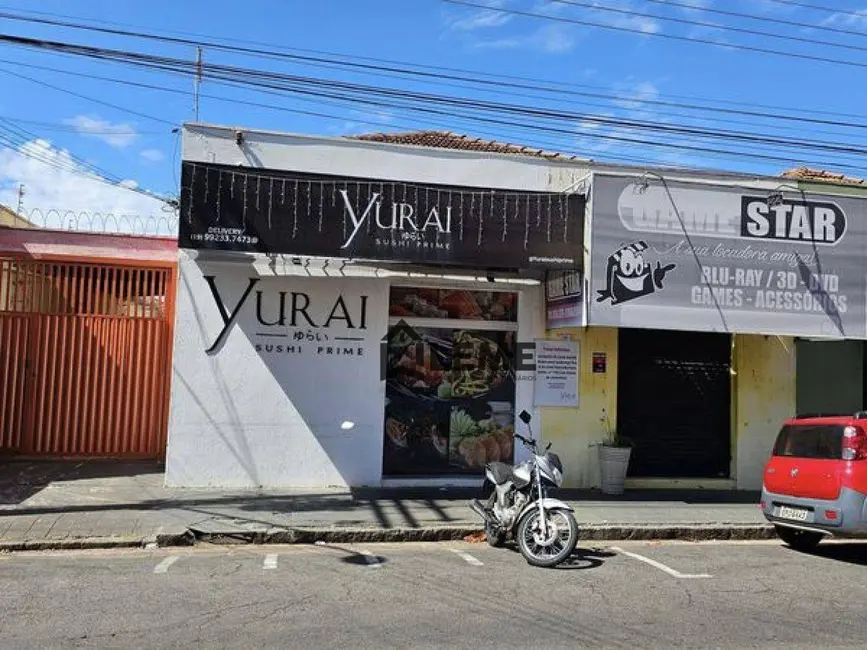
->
xmin=519 ymin=410 xmax=532 ymax=424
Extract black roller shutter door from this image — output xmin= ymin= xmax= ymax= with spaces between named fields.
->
xmin=617 ymin=328 xmax=732 ymax=478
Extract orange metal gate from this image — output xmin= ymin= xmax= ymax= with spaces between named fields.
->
xmin=0 ymin=258 xmax=175 ymax=458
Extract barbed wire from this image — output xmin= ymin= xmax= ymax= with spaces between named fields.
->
xmin=16 ymin=207 xmax=179 ymax=237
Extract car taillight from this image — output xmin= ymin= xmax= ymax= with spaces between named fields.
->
xmin=842 ymin=426 xmax=867 ymax=460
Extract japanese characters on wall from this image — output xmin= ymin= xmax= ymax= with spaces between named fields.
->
xmin=179 ymin=162 xmax=586 ymax=271
xmin=589 ymin=174 xmax=867 ymax=339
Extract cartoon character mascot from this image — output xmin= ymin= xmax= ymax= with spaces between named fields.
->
xmin=596 ymin=241 xmax=675 ymax=306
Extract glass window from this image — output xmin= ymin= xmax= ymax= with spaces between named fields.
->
xmin=772 ymin=425 xmax=844 ymax=460
xmin=382 ymin=315 xmax=518 ymax=477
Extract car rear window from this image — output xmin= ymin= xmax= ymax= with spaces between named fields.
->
xmin=773 ymin=424 xmax=844 ymax=459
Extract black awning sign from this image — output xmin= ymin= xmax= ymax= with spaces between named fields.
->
xmin=178 ymin=161 xmax=585 ymax=270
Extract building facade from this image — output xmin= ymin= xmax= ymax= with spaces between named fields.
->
xmin=167 ymin=124 xmax=867 ymax=490
xmin=167 ymin=124 xmax=588 ymax=487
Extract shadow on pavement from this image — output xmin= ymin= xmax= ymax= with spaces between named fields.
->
xmin=0 ymin=460 xmax=164 ymax=506
xmin=790 ymin=542 xmax=867 ymax=566
xmin=504 ymin=544 xmax=615 ymax=570
xmin=555 ymin=547 xmax=618 ymax=571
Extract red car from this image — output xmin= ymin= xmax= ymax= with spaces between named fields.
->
xmin=761 ymin=412 xmax=867 ymax=551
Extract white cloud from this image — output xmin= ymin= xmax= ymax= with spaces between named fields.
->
xmin=0 ymin=139 xmax=172 ymax=234
xmin=140 ymin=148 xmax=166 ymax=163
xmin=476 ymin=23 xmax=579 ymax=53
xmin=63 ymin=115 xmax=139 ymax=149
xmin=447 ymin=0 xmax=512 ymax=31
xmin=469 ymin=0 xmax=660 ymax=52
xmin=675 ymin=0 xmax=712 ymax=11
xmin=821 ymin=7 xmax=867 ymax=28
xmin=612 ymin=80 xmax=660 ymax=110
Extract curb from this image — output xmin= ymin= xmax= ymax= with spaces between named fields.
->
xmin=1 ymin=524 xmax=775 ymax=551
xmin=0 ymin=531 xmax=195 ymax=552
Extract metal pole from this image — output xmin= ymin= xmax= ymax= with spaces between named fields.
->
xmin=193 ymin=46 xmax=203 ymax=122
xmin=15 ymin=184 xmax=24 ymax=227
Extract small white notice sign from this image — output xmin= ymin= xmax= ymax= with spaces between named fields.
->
xmin=533 ymin=339 xmax=579 ymax=407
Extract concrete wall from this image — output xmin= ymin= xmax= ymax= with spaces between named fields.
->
xmin=796 ymin=340 xmax=864 ymax=415
xmin=733 ymin=334 xmax=796 ymax=490
xmin=540 ymin=327 xmax=618 ymax=489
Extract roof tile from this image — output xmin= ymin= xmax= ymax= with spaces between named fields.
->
xmin=781 ymin=166 xmax=865 ymax=186
xmin=349 ymin=130 xmax=580 ymax=161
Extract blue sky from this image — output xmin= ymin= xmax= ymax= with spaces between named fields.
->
xmin=0 ymin=0 xmax=865 ymax=229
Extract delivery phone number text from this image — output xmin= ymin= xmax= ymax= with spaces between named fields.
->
xmin=188 ymin=233 xmax=260 ymax=244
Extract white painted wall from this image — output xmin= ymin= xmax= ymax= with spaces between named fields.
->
xmin=167 ymin=251 xmax=390 ymax=487
xmin=183 ymin=123 xmax=591 ymax=194
xmin=167 ymin=252 xmax=545 ymax=487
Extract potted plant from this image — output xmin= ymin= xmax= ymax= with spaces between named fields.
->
xmin=598 ymin=417 xmax=633 ymax=496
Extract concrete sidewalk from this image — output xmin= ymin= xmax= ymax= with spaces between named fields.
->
xmin=0 ymin=461 xmax=772 ymax=550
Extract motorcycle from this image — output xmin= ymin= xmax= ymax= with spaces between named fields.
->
xmin=469 ymin=410 xmax=578 ymax=568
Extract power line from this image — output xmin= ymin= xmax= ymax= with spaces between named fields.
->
xmin=761 ymin=0 xmax=867 ymax=19
xmin=6 ymin=58 xmax=864 ymax=175
xmin=5 ymin=32 xmax=867 ymax=139
xmin=8 ymin=49 xmax=867 ymax=146
xmin=3 ymin=6 xmax=867 ymax=123
xmin=2 ymin=35 xmax=866 ymax=169
xmin=641 ymin=0 xmax=867 ymax=39
xmin=549 ymin=0 xmax=867 ymax=54
xmin=0 ymin=99 xmax=172 ymax=202
xmin=443 ymin=0 xmax=867 ymax=69
xmin=0 ymin=65 xmax=176 ymax=127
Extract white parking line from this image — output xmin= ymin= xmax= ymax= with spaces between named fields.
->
xmin=153 ymin=556 xmax=179 ymax=574
xmin=358 ymin=549 xmax=382 ymax=568
xmin=449 ymin=548 xmax=484 ymax=566
xmin=611 ymin=547 xmax=711 ymax=579
xmin=263 ymin=554 xmax=278 ymax=570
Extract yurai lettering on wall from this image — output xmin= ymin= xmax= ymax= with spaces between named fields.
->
xmin=178 ymin=161 xmax=585 ymax=270
xmin=589 ymin=174 xmax=867 ymax=338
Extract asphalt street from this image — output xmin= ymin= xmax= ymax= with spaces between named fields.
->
xmin=2 ymin=540 xmax=867 ymax=649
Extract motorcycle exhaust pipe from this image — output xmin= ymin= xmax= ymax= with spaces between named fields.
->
xmin=469 ymin=499 xmax=495 ymax=525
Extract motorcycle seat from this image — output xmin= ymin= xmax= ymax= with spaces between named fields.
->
xmin=487 ymin=461 xmax=515 ymax=485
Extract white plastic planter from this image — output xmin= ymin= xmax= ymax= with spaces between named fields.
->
xmin=599 ymin=445 xmax=632 ymax=495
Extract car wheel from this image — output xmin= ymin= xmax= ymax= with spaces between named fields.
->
xmin=775 ymin=525 xmax=823 ymax=551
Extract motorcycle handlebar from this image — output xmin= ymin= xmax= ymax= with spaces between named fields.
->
xmin=515 ymin=433 xmax=536 ymax=447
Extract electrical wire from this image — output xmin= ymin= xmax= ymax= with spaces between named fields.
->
xmin=9 ymin=49 xmax=867 ymax=146
xmin=761 ymin=0 xmax=867 ymax=19
xmin=3 ymin=33 xmax=866 ymax=157
xmin=2 ymin=36 xmax=866 ymax=174
xmin=640 ymin=0 xmax=867 ymax=39
xmin=6 ymin=58 xmax=864 ymax=175
xmin=443 ymin=0 xmax=867 ymax=69
xmin=548 ymin=0 xmax=867 ymax=54
xmin=3 ymin=6 xmax=867 ymax=123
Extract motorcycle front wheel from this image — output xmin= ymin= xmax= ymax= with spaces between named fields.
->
xmin=516 ymin=508 xmax=578 ymax=568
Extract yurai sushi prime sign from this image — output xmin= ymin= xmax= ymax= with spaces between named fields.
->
xmin=179 ymin=161 xmax=586 ymax=270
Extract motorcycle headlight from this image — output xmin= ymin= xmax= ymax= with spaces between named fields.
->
xmin=552 ymin=466 xmax=563 ymax=487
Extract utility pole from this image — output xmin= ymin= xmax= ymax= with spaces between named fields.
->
xmin=15 ymin=183 xmax=24 ymax=227
xmin=193 ymin=46 xmax=203 ymax=122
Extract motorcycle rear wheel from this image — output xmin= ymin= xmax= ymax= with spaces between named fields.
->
xmin=517 ymin=508 xmax=578 ymax=568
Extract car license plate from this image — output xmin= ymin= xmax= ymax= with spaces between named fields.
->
xmin=778 ymin=505 xmax=810 ymax=522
